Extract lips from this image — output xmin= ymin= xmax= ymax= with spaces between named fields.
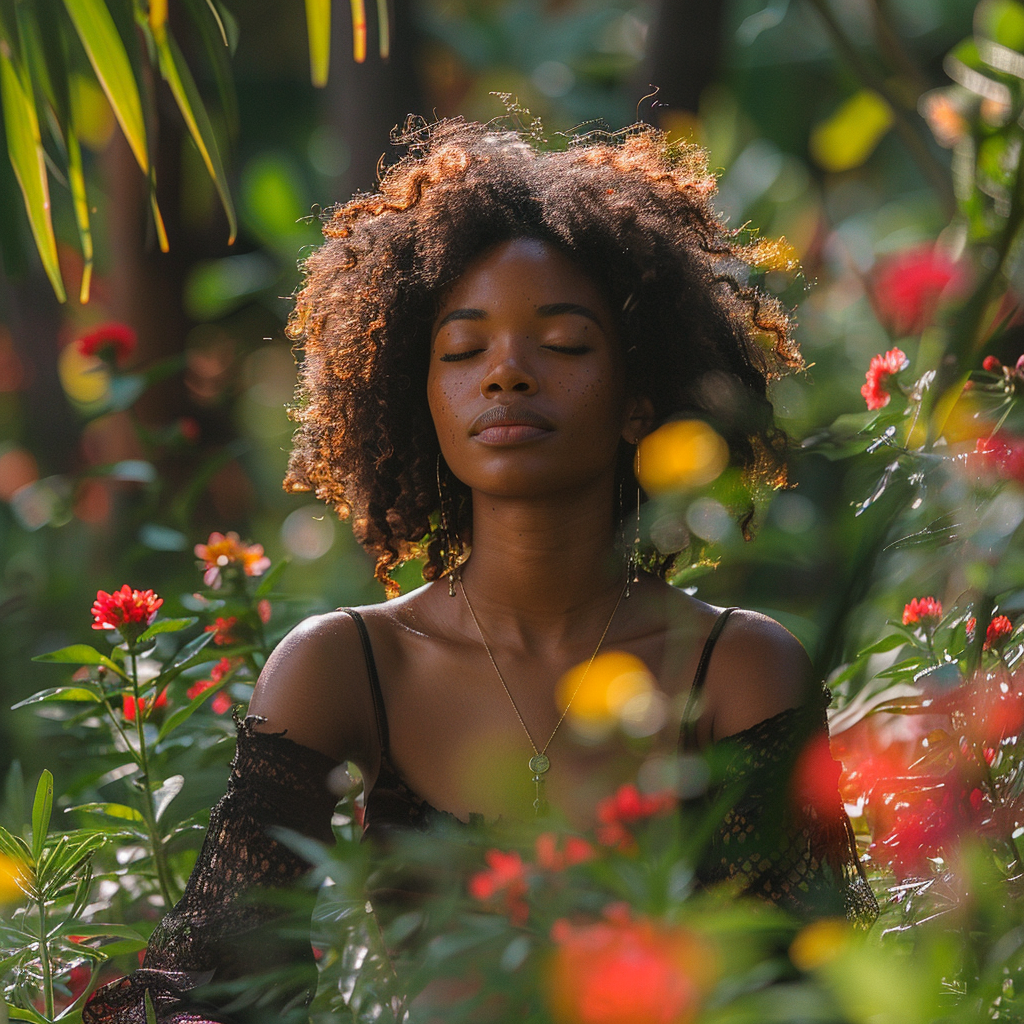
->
xmin=470 ymin=404 xmax=555 ymax=443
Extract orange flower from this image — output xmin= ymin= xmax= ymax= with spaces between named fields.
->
xmin=205 ymin=616 xmax=238 ymax=645
xmin=902 ymin=596 xmax=942 ymax=626
xmin=469 ymin=849 xmax=529 ymax=925
xmin=860 ymin=347 xmax=908 ymax=410
xmin=967 ymin=615 xmax=1017 ymax=651
xmin=194 ymin=531 xmax=270 ymax=588
xmin=123 ymin=688 xmax=168 ymax=721
xmin=548 ymin=906 xmax=714 ymax=1024
xmin=91 ymin=585 xmax=163 ymax=645
xmin=76 ymin=322 xmax=136 ymax=364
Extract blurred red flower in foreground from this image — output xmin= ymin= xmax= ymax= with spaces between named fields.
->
xmin=595 ymin=785 xmax=676 ymax=850
xmin=123 ymin=688 xmax=167 ymax=722
xmin=548 ymin=905 xmax=714 ymax=1024
xmin=195 ymin=532 xmax=270 ymax=588
xmin=205 ymin=616 xmax=238 ymax=645
xmin=91 ymin=586 xmax=163 ymax=644
xmin=790 ymin=734 xmax=845 ymax=821
xmin=187 ymin=657 xmax=239 ymax=715
xmin=536 ymin=832 xmax=596 ymax=872
xmin=903 ymin=596 xmax=942 ymax=627
xmin=871 ymin=246 xmax=963 ymax=337
xmin=973 ymin=433 xmax=1024 ymax=485
xmin=469 ymin=849 xmax=529 ymax=925
xmin=861 ymin=347 xmax=909 ymax=410
xmin=76 ymin=323 xmax=136 ymax=364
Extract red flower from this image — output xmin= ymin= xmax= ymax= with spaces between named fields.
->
xmin=861 ymin=347 xmax=909 ymax=411
xmin=595 ymin=785 xmax=675 ymax=850
xmin=871 ymin=246 xmax=963 ymax=337
xmin=91 ymin=585 xmax=163 ymax=645
xmin=548 ymin=906 xmax=713 ymax=1024
xmin=966 ymin=615 xmax=1017 ymax=651
xmin=76 ymin=323 xmax=137 ymax=364
xmin=982 ymin=355 xmax=1002 ymax=373
xmin=902 ymin=596 xmax=942 ymax=627
xmin=257 ymin=599 xmax=272 ymax=624
xmin=469 ymin=849 xmax=529 ymax=925
xmin=123 ymin=688 xmax=168 ymax=722
xmin=205 ymin=616 xmax=238 ymax=646
xmin=187 ymin=678 xmax=216 ymax=702
xmin=790 ymin=734 xmax=845 ymax=821
xmin=536 ymin=832 xmax=597 ymax=872
xmin=211 ymin=693 xmax=232 ymax=715
xmin=985 ymin=615 xmax=1014 ymax=650
xmin=194 ymin=532 xmax=270 ymax=588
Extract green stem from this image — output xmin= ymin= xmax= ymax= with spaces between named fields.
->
xmin=803 ymin=0 xmax=956 ymax=217
xmin=37 ymin=890 xmax=53 ymax=1020
xmin=127 ymin=652 xmax=176 ymax=910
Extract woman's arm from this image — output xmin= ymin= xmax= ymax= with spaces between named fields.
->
xmin=83 ymin=613 xmax=378 ymax=1023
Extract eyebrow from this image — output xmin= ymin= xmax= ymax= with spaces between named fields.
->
xmin=435 ymin=303 xmax=605 ymax=331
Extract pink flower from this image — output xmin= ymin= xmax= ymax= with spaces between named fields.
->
xmin=902 ymin=596 xmax=943 ymax=627
xmin=76 ymin=323 xmax=137 ymax=364
xmin=91 ymin=585 xmax=163 ymax=645
xmin=861 ymin=347 xmax=909 ymax=410
xmin=871 ymin=246 xmax=963 ymax=337
xmin=257 ymin=599 xmax=272 ymax=624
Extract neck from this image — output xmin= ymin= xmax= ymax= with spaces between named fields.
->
xmin=456 ymin=477 xmax=627 ymax=648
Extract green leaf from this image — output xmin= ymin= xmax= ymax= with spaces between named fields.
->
xmin=138 ymin=617 xmax=198 ymax=641
xmin=155 ymin=30 xmax=236 ymax=243
xmin=8 ymin=1002 xmax=51 ymax=1023
xmin=67 ymin=802 xmax=144 ymax=822
xmin=61 ymin=0 xmax=148 ymax=173
xmin=168 ymin=631 xmax=216 ymax=671
xmin=254 ymin=557 xmax=288 ymax=597
xmin=10 ymin=687 xmax=101 ymax=710
xmin=156 ymin=679 xmax=226 ymax=741
xmin=857 ymin=633 xmax=910 ymax=657
xmin=31 ymin=645 xmax=126 ymax=678
xmin=145 ymin=990 xmax=158 ymax=1024
xmin=31 ymin=770 xmax=53 ymax=863
xmin=305 ymin=0 xmax=331 ymax=87
xmin=0 ymin=39 xmax=65 ymax=302
xmin=60 ymin=922 xmax=147 ymax=940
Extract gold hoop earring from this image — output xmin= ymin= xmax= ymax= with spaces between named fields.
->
xmin=436 ymin=454 xmax=460 ymax=596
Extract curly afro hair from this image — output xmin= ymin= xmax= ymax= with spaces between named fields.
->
xmin=284 ymin=118 xmax=802 ymax=596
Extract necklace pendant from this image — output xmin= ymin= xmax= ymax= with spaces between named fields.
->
xmin=532 ymin=773 xmax=549 ymax=817
xmin=528 ymin=753 xmax=550 ymax=775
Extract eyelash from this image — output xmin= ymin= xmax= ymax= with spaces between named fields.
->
xmin=437 ymin=344 xmax=592 ymax=363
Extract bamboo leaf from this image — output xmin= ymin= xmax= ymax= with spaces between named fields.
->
xmin=155 ymin=30 xmax=236 ymax=242
xmin=31 ymin=770 xmax=53 ymax=863
xmin=61 ymin=0 xmax=148 ymax=173
xmin=0 ymin=40 xmax=66 ymax=302
xmin=306 ymin=0 xmax=331 ymax=86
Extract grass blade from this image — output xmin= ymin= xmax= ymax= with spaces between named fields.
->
xmin=31 ymin=770 xmax=53 ymax=864
xmin=306 ymin=0 xmax=331 ymax=86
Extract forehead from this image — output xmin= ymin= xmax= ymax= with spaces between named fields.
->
xmin=436 ymin=238 xmax=609 ymax=314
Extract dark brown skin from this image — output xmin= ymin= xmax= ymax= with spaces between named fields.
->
xmin=250 ymin=239 xmax=811 ymax=828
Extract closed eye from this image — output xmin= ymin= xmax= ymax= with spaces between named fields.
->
xmin=543 ymin=344 xmax=592 ymax=355
xmin=438 ymin=349 xmax=484 ymax=363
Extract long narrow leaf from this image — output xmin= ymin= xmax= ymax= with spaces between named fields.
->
xmin=31 ymin=770 xmax=53 ymax=864
xmin=350 ymin=0 xmax=366 ymax=63
xmin=155 ymin=30 xmax=236 ymax=243
xmin=65 ymin=120 xmax=93 ymax=302
xmin=306 ymin=0 xmax=331 ymax=86
xmin=0 ymin=42 xmax=66 ymax=301
xmin=376 ymin=0 xmax=389 ymax=59
xmin=183 ymin=0 xmax=238 ymax=137
xmin=61 ymin=0 xmax=148 ymax=173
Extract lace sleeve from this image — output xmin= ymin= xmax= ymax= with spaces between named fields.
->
xmin=82 ymin=716 xmax=340 ymax=1024
xmin=687 ymin=700 xmax=879 ymax=926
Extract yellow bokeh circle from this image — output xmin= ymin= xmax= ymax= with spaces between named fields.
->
xmin=59 ymin=344 xmax=110 ymax=405
xmin=637 ymin=420 xmax=729 ymax=495
xmin=0 ymin=853 xmax=26 ymax=904
xmin=789 ymin=918 xmax=851 ymax=971
xmin=558 ymin=651 xmax=655 ymax=727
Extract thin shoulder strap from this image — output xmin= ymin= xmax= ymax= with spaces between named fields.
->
xmin=679 ymin=607 xmax=737 ymax=750
xmin=341 ymin=609 xmax=389 ymax=753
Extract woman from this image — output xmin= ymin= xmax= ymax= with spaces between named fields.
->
xmin=84 ymin=119 xmax=875 ymax=1024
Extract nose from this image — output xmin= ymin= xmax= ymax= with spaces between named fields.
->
xmin=480 ymin=341 xmax=538 ymax=396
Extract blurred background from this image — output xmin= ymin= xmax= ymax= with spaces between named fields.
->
xmin=0 ymin=0 xmax=981 ymax=779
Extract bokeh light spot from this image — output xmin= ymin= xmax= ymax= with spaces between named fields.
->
xmin=637 ymin=420 xmax=729 ymax=495
xmin=58 ymin=343 xmax=109 ymax=405
xmin=281 ymin=504 xmax=336 ymax=561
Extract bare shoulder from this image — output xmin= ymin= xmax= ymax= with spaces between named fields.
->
xmin=701 ymin=608 xmax=814 ymax=741
xmin=248 ymin=609 xmax=377 ymax=766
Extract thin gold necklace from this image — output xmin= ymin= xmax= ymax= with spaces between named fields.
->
xmin=459 ymin=576 xmax=627 ymax=816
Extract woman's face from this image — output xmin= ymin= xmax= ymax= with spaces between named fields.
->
xmin=428 ymin=237 xmax=642 ymax=501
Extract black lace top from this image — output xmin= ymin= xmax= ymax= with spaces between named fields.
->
xmin=83 ymin=608 xmax=877 ymax=1023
